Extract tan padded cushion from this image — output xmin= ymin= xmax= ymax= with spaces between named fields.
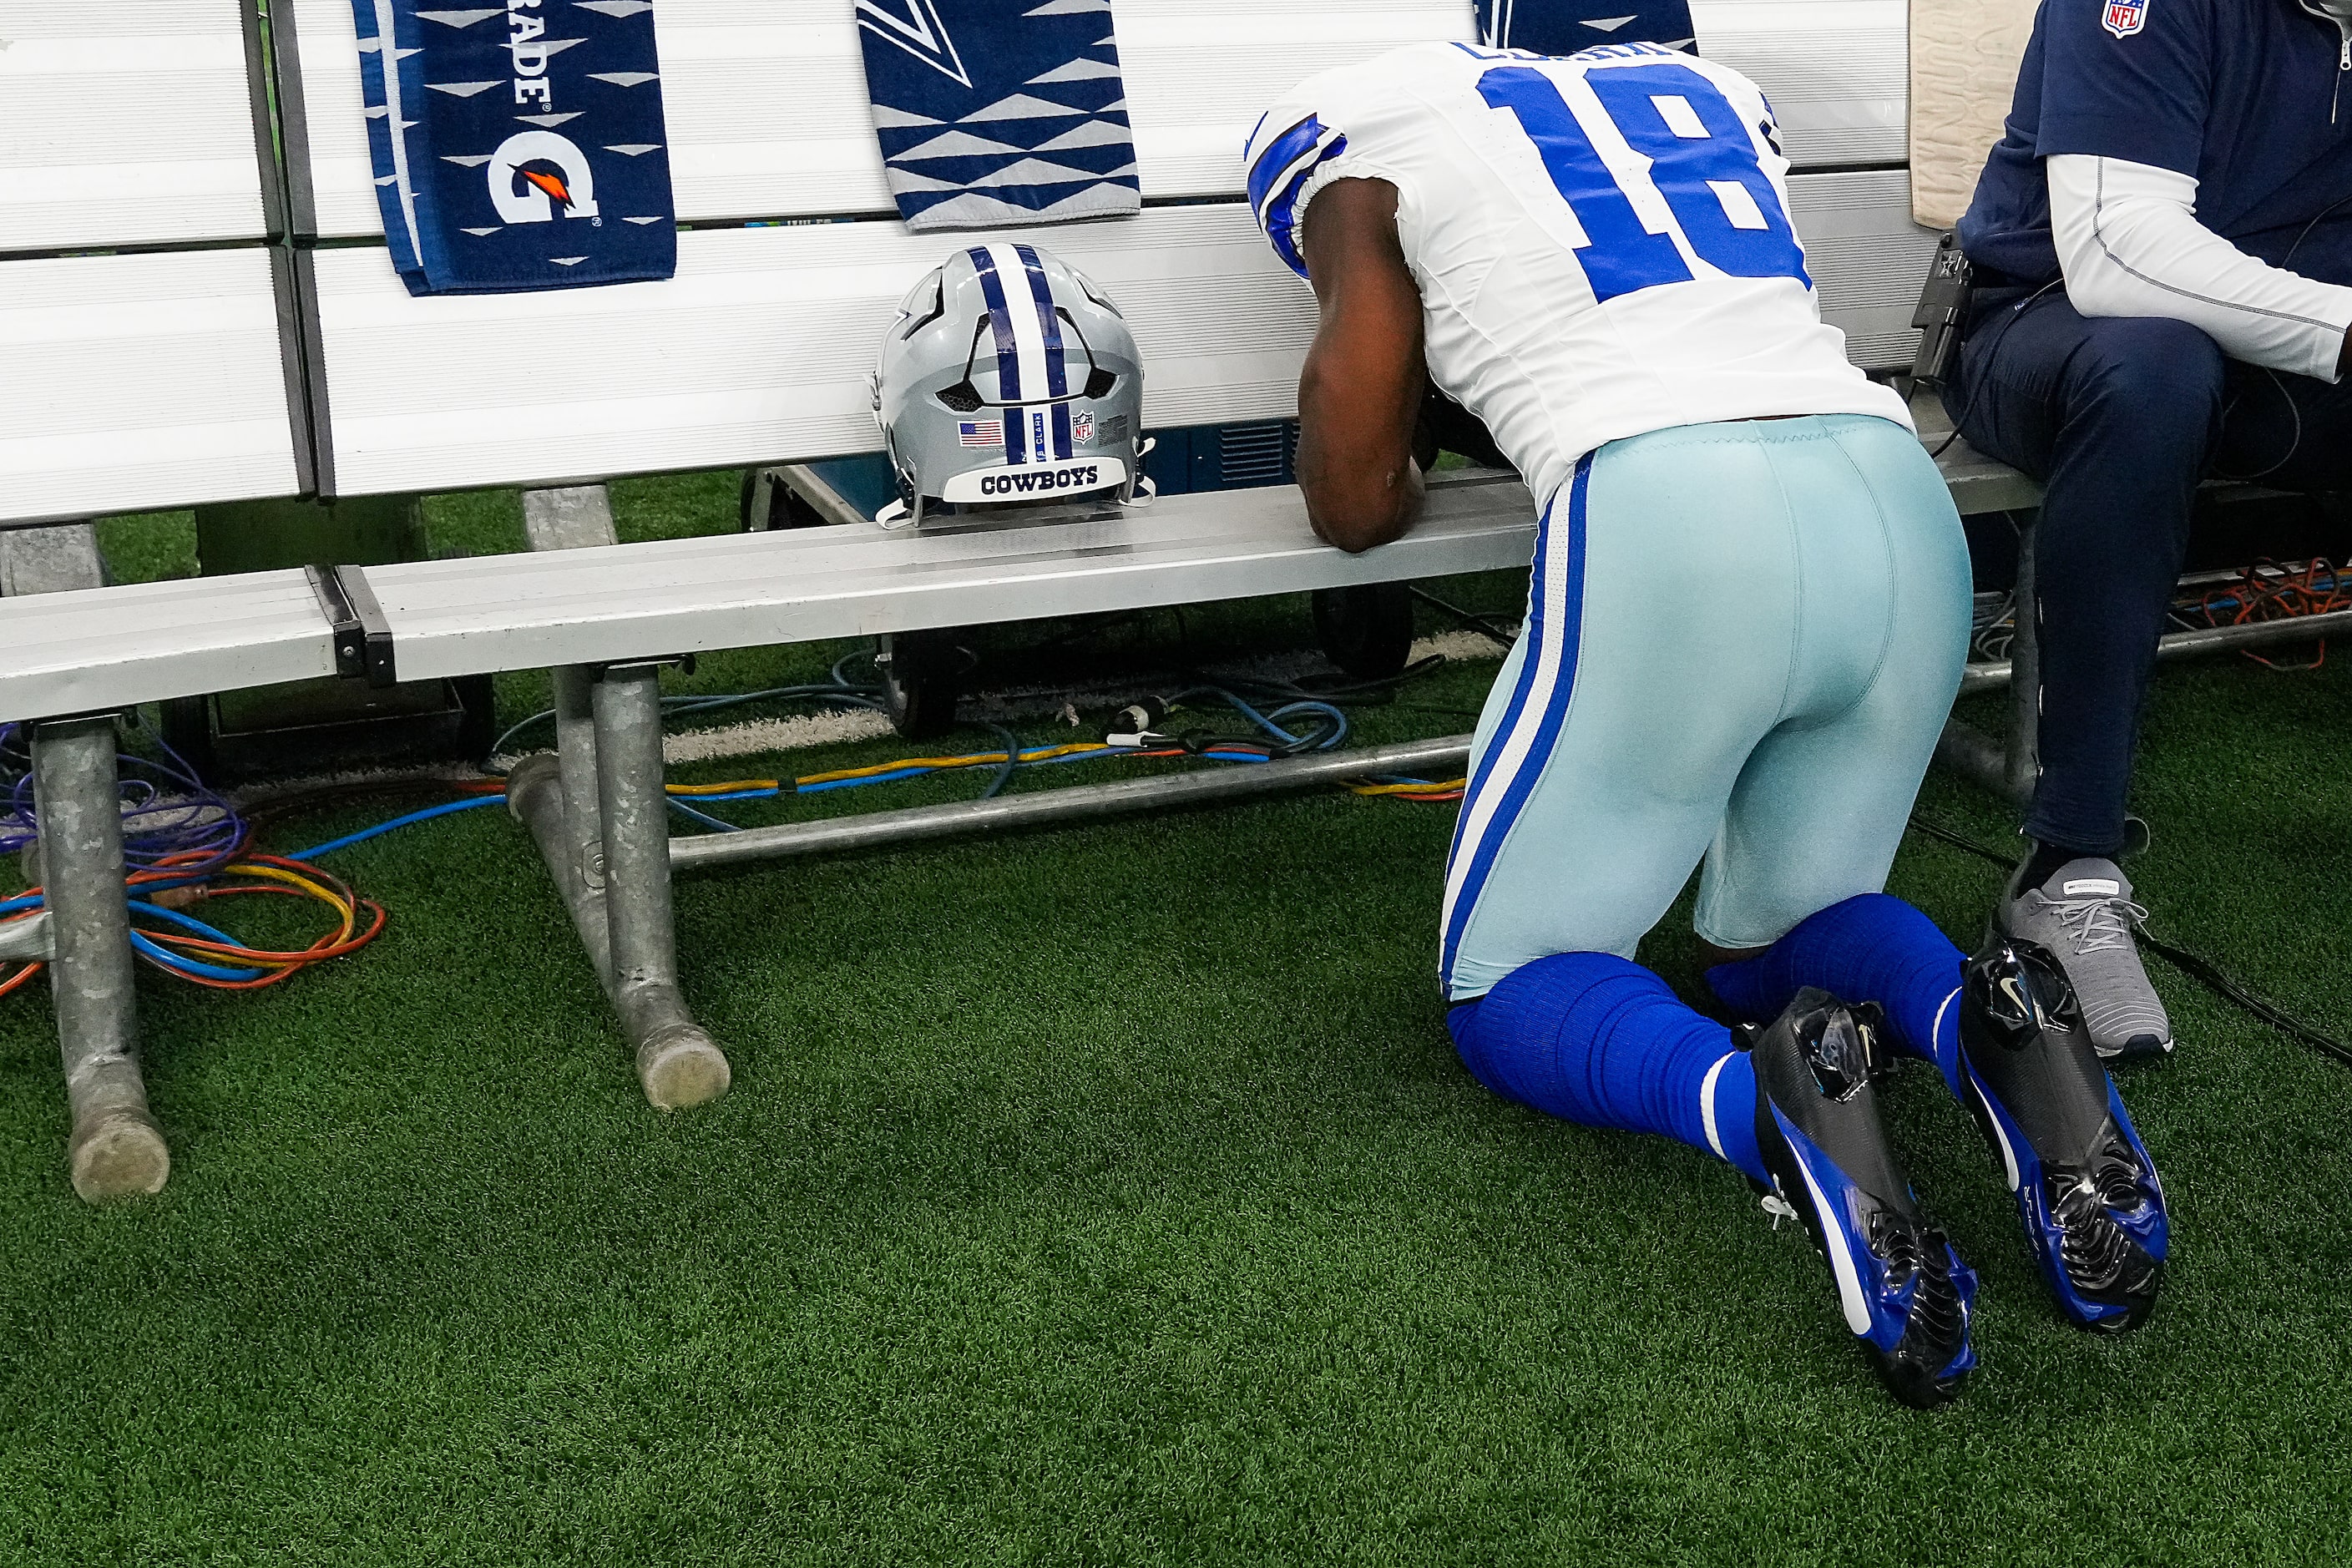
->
xmin=1909 ymin=0 xmax=2041 ymax=230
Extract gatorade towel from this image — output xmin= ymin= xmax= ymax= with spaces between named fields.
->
xmin=856 ymin=0 xmax=1141 ymax=232
xmin=352 ymin=0 xmax=677 ymax=295
xmin=1474 ymin=0 xmax=1697 ymax=53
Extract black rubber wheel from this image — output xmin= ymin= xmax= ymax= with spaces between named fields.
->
xmin=158 ymin=694 xmax=218 ymax=784
xmin=1311 ymin=583 xmax=1415 ymax=680
xmin=877 ymin=630 xmax=959 ymax=740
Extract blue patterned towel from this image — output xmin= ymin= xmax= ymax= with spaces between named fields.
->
xmin=856 ymin=0 xmax=1141 ymax=231
xmin=1474 ymin=0 xmax=1695 ymax=53
xmin=353 ymin=0 xmax=677 ymax=295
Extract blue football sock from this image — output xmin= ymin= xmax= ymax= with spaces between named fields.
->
xmin=1449 ymin=951 xmax=1768 ymax=1184
xmin=1704 ymin=893 xmax=1965 ymax=1091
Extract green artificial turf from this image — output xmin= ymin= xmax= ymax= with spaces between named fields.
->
xmin=7 ymin=484 xmax=2350 ymax=1564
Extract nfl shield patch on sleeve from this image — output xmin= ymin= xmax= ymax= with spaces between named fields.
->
xmin=2103 ymin=0 xmax=2149 ymax=38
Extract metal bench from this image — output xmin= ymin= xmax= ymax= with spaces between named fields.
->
xmin=6 ymin=0 xmax=2076 ymax=1199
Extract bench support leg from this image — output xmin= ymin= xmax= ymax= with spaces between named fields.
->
xmin=31 ymin=718 xmax=169 ymax=1201
xmin=1936 ymin=511 xmax=2041 ymax=808
xmin=4 ymin=523 xmax=169 ymax=1201
xmin=509 ymin=670 xmax=611 ymax=978
xmin=507 ymin=484 xmax=729 ymax=1110
xmin=591 ymin=665 xmax=730 ymax=1109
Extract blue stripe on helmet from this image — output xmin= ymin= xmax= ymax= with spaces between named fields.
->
xmin=966 ymin=246 xmax=1023 ymax=406
xmin=1012 ymin=243 xmax=1069 ymax=400
xmin=1050 ymin=402 xmax=1073 ymax=461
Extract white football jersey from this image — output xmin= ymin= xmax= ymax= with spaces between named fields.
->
xmin=1245 ymin=41 xmax=1909 ymax=508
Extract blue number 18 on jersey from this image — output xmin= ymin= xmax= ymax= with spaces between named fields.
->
xmin=1474 ymin=62 xmax=1811 ymax=304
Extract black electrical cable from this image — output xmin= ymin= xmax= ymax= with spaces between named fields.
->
xmin=1409 ymin=586 xmax=1519 ymax=649
xmin=1906 ymin=812 xmax=2352 ymax=1069
xmin=1204 ymin=654 xmax=1452 ymax=706
xmin=1929 ymin=276 xmax=2063 ymax=460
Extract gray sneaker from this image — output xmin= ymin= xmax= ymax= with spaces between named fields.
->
xmin=1994 ymin=857 xmax=2173 ymax=1060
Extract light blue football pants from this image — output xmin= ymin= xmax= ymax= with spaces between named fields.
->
xmin=1441 ymin=414 xmax=1971 ymax=1001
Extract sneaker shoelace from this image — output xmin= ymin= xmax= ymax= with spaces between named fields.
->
xmin=2046 ymin=894 xmax=2150 ymax=956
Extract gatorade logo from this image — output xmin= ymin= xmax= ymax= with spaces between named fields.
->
xmin=979 ymin=464 xmax=1100 ymax=497
xmin=488 ymin=131 xmax=601 ymax=223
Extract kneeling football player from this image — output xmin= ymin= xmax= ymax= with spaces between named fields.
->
xmin=1247 ymin=39 xmax=2168 ymax=1405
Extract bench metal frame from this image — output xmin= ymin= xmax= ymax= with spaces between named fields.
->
xmin=9 ymin=0 xmax=2344 ymax=1201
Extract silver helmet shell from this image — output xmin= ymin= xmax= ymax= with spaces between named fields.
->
xmin=873 ymin=242 xmax=1147 ymax=522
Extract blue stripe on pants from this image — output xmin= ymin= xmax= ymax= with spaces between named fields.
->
xmin=1439 ymin=453 xmax=1593 ymax=994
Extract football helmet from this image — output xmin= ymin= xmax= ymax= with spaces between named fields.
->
xmin=873 ymin=241 xmax=1151 ymax=527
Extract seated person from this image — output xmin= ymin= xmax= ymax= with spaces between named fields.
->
xmin=1948 ymin=0 xmax=2352 ymax=1055
xmin=1247 ymin=38 xmax=2168 ymax=1406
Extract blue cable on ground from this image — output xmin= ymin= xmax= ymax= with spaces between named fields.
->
xmin=288 ymin=796 xmax=506 ymax=861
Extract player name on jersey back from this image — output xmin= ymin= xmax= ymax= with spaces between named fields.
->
xmin=1246 ymin=42 xmax=1909 ymax=508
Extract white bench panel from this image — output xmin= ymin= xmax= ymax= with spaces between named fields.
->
xmin=308 ymin=205 xmax=1309 ymax=496
xmin=310 ymin=168 xmax=1921 ymax=498
xmin=1116 ymin=2 xmax=1475 ymax=199
xmin=0 ymin=0 xmax=270 ymax=252
xmin=1691 ymin=0 xmax=1908 ymax=169
xmin=0 ymin=249 xmax=305 ymax=526
xmin=288 ymin=1 xmax=1908 ymax=235
xmin=1789 ymin=168 xmax=1940 ymax=370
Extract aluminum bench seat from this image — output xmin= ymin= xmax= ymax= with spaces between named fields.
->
xmin=0 ymin=473 xmax=1534 ymax=725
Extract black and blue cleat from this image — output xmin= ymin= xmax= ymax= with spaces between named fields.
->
xmin=1743 ymin=989 xmax=1978 ymax=1409
xmin=1960 ymin=939 xmax=2168 ymax=1333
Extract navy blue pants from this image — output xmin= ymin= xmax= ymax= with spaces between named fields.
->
xmin=1947 ymin=288 xmax=2352 ymax=854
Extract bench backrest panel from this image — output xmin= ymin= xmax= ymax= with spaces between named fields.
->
xmin=304 ymin=203 xmax=1308 ymax=496
xmin=0 ymin=0 xmax=275 ymax=253
xmin=303 ymin=168 xmax=1934 ymax=498
xmin=282 ymin=0 xmax=1905 ymax=238
xmin=1791 ymin=169 xmax=1940 ymax=369
xmin=282 ymin=0 xmax=1487 ymax=239
xmin=1689 ymin=0 xmax=1906 ymax=169
xmin=0 ymin=250 xmax=307 ymax=525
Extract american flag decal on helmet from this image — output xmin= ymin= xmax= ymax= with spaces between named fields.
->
xmin=959 ymin=419 xmax=1003 ymax=448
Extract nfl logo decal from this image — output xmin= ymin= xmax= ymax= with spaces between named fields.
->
xmin=1073 ymin=412 xmax=1095 ymax=444
xmin=2103 ymin=0 xmax=2148 ymax=38
xmin=959 ymin=419 xmax=1003 ymax=448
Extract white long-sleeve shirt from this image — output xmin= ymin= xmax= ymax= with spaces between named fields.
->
xmin=2049 ymin=152 xmax=2352 ymax=384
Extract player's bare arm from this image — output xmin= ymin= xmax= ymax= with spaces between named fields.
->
xmin=1295 ymin=177 xmax=1426 ymax=554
